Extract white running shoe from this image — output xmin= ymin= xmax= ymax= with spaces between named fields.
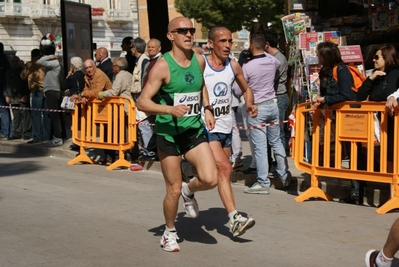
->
xmin=181 ymin=182 xmax=199 ymax=218
xmin=160 ymin=231 xmax=180 ymax=252
xmin=230 ymin=213 xmax=256 ymax=237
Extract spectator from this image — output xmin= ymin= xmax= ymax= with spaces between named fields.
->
xmin=313 ymin=42 xmax=357 ymax=107
xmin=97 ymin=57 xmax=132 ymax=107
xmin=63 ymin=56 xmax=85 ymax=98
xmin=121 ymin=36 xmax=136 ymax=74
xmin=129 ymin=37 xmax=149 ymax=161
xmin=130 ymin=37 xmax=149 ymax=99
xmin=0 ymin=42 xmax=11 ymax=138
xmin=362 ymin=45 xmax=399 ymax=173
xmin=20 ymin=48 xmax=50 ymax=144
xmin=240 ymin=34 xmax=291 ymax=195
xmin=5 ymin=56 xmax=32 ymax=140
xmin=95 ymin=47 xmax=113 ymax=81
xmin=80 ymin=59 xmax=112 ymax=102
xmin=240 ymin=23 xmax=269 ymax=175
xmin=139 ymin=38 xmax=162 ymax=160
xmin=313 ymin=41 xmax=359 ymax=202
xmin=37 ymin=36 xmax=65 ymax=147
xmin=62 ymin=56 xmax=85 ymax=140
xmin=97 ymin=57 xmax=133 ymax=164
xmin=80 ymin=59 xmax=113 ymax=163
xmin=264 ymin=29 xmax=289 ymax=153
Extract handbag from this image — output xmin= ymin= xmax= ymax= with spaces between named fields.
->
xmin=60 ymin=96 xmax=75 ymax=110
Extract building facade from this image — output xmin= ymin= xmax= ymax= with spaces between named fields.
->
xmin=0 ymin=0 xmax=248 ymax=62
xmin=0 ymin=0 xmax=139 ymax=61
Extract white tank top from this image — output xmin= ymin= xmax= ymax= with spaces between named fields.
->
xmin=202 ymin=55 xmax=236 ymax=134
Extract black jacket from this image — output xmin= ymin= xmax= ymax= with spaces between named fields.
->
xmin=319 ymin=64 xmax=358 ymax=107
xmin=97 ymin=58 xmax=113 ymax=81
xmin=357 ymin=67 xmax=399 ymax=101
xmin=62 ymin=70 xmax=85 ymax=96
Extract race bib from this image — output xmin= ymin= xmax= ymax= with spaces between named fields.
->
xmin=210 ymin=95 xmax=231 ymax=119
xmin=174 ymin=92 xmax=201 ymax=117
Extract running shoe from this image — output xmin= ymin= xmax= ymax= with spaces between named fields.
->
xmin=181 ymin=182 xmax=199 ymax=218
xmin=160 ymin=231 xmax=180 ymax=252
xmin=230 ymin=213 xmax=256 ymax=237
xmin=365 ymin=250 xmax=379 ymax=267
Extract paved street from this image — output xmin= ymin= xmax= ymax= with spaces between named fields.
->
xmin=1 ymin=152 xmax=399 ymax=267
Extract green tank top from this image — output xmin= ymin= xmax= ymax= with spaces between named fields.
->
xmin=155 ymin=51 xmax=204 ymax=140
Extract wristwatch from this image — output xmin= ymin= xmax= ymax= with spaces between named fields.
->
xmin=204 ymin=105 xmax=213 ymax=112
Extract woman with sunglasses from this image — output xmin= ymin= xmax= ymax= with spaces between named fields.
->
xmin=357 ymin=45 xmax=399 ymax=173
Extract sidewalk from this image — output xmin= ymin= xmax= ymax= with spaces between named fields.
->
xmin=0 ymin=136 xmax=390 ymax=207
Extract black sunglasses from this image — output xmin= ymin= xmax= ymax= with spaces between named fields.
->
xmin=374 ymin=54 xmax=380 ymax=60
xmin=170 ymin=28 xmax=196 ymax=35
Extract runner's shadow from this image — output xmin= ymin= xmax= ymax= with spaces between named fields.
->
xmin=148 ymin=207 xmax=254 ymax=245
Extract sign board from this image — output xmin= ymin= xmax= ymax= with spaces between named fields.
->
xmin=298 ymin=31 xmax=340 ymax=50
xmin=338 ymin=45 xmax=363 ymax=63
xmin=339 ymin=112 xmax=368 ymax=139
xmin=61 ymin=0 xmax=93 ymax=73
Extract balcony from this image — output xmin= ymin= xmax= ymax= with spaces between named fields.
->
xmin=30 ymin=4 xmax=60 ymax=20
xmin=105 ymin=9 xmax=133 ymax=22
xmin=0 ymin=3 xmax=31 ymax=18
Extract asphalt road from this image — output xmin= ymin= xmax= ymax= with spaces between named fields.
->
xmin=1 ymin=152 xmax=399 ymax=267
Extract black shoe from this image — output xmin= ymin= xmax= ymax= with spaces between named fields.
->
xmin=27 ymin=139 xmax=43 ymax=144
xmin=339 ymin=193 xmax=359 ymax=204
xmin=70 ymin=144 xmax=80 ymax=151
xmin=7 ymin=136 xmax=21 ymax=140
xmin=243 ymin=167 xmax=257 ymax=174
xmin=282 ymin=171 xmax=292 ymax=188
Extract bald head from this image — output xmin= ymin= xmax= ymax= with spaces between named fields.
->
xmin=168 ymin=16 xmax=192 ymax=32
xmin=95 ymin=47 xmax=109 ymax=62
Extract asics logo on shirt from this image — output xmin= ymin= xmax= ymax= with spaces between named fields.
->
xmin=212 ymin=98 xmax=230 ymax=105
xmin=179 ymin=94 xmax=200 ymax=103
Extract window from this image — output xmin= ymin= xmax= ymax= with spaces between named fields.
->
xmin=109 ymin=0 xmax=117 ymax=10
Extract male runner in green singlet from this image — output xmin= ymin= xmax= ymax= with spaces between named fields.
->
xmin=137 ymin=17 xmax=218 ymax=252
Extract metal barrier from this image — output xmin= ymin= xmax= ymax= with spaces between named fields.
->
xmin=293 ymin=101 xmax=399 ymax=214
xmin=68 ymin=97 xmax=136 ymax=171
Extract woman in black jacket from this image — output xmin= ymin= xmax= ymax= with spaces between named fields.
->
xmin=62 ymin=56 xmax=85 ymax=98
xmin=62 ymin=56 xmax=85 ymax=142
xmin=313 ymin=42 xmax=358 ymax=107
xmin=357 ymin=45 xmax=399 ymax=173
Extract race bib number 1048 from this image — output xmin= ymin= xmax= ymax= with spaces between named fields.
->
xmin=174 ymin=92 xmax=201 ymax=117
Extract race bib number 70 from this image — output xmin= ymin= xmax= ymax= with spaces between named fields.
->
xmin=174 ymin=92 xmax=201 ymax=117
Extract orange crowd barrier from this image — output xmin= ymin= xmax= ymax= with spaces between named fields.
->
xmin=293 ymin=101 xmax=399 ymax=214
xmin=67 ymin=97 xmax=136 ymax=171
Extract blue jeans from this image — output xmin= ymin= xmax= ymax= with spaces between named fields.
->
xmin=0 ymin=93 xmax=10 ymax=137
xmin=248 ymin=99 xmax=289 ymax=187
xmin=31 ymin=90 xmax=51 ymax=141
xmin=276 ymin=93 xmax=289 ymax=152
